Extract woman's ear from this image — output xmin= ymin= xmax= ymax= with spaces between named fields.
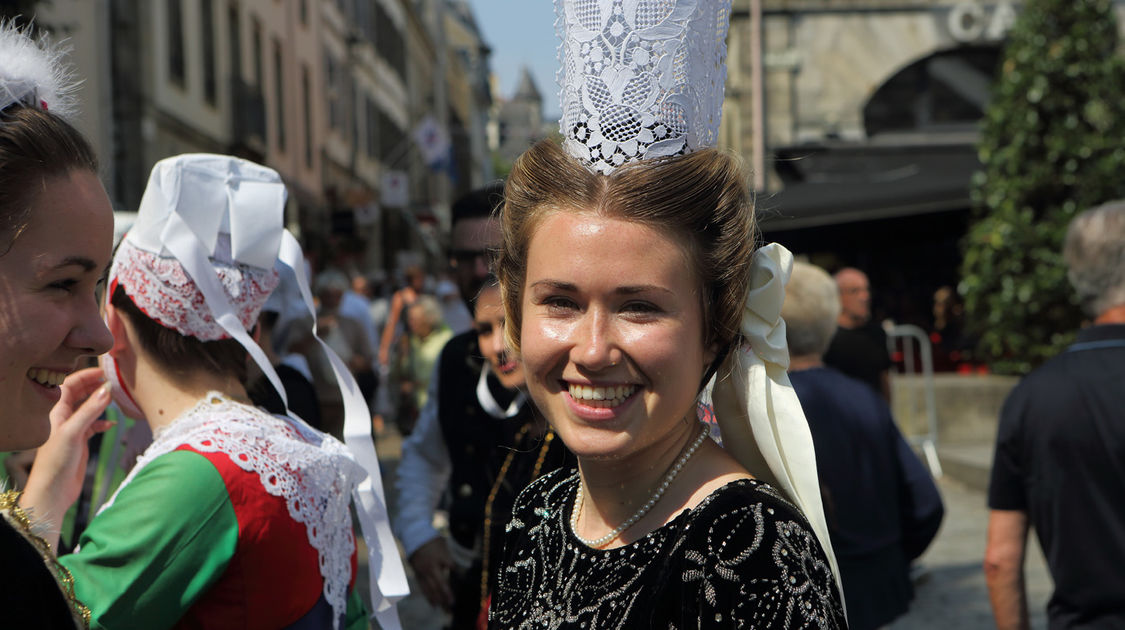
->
xmin=706 ymin=343 xmax=719 ymax=367
xmin=103 ymin=302 xmax=130 ymax=358
xmin=699 ymin=342 xmax=729 ymax=393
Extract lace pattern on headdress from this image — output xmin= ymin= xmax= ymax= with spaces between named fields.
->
xmin=556 ymin=0 xmax=732 ymax=174
xmin=111 ymin=238 xmax=280 ymax=341
xmin=100 ymin=395 xmax=364 ymax=628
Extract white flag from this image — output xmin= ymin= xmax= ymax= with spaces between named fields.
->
xmin=413 ymin=116 xmax=451 ymax=167
xmin=355 ymin=203 xmax=379 ymax=227
xmin=380 ymin=170 xmax=409 ymax=208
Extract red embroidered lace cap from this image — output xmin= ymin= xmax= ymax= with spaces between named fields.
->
xmin=110 ymin=237 xmax=279 ymax=341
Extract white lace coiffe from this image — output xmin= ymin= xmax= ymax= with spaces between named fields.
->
xmin=111 ymin=238 xmax=279 ymax=341
xmin=556 ymin=0 xmax=733 ymax=174
xmin=99 ymin=394 xmax=365 ymax=628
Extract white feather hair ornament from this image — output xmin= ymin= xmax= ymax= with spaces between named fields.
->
xmin=0 ymin=20 xmax=79 ymax=119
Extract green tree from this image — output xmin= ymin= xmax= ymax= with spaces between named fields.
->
xmin=961 ymin=0 xmax=1125 ymax=374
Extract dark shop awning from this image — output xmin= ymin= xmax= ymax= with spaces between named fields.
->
xmin=757 ymin=136 xmax=981 ymax=232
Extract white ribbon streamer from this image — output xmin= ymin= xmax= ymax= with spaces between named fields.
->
xmin=280 ymin=232 xmax=410 ymax=629
xmin=710 ymin=243 xmax=845 ymax=607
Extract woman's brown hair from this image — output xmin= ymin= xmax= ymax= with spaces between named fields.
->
xmin=110 ymin=284 xmax=252 ymax=385
xmin=497 ymin=139 xmax=758 ymax=356
xmin=0 ymin=105 xmax=99 ymax=255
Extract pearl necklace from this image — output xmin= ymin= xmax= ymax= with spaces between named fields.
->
xmin=570 ymin=423 xmax=710 ymax=548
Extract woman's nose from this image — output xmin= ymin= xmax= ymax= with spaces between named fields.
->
xmin=572 ymin=310 xmax=621 ymax=371
xmin=71 ymin=300 xmax=114 ymax=356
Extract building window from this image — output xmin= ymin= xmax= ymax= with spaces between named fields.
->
xmin=228 ymin=3 xmax=241 ymax=80
xmin=377 ymin=107 xmax=403 ymax=164
xmin=252 ymin=18 xmax=263 ymax=88
xmin=303 ymin=64 xmax=313 ymax=168
xmin=202 ymin=0 xmax=217 ymax=105
xmin=299 ymin=0 xmax=308 ymax=26
xmin=167 ymin=0 xmax=186 ymax=86
xmin=274 ymin=38 xmax=286 ymax=151
xmin=364 ymin=97 xmax=377 ymax=159
xmin=358 ymin=0 xmax=374 ymax=43
xmin=325 ymin=49 xmax=341 ymax=131
xmin=374 ymin=1 xmax=405 ymax=81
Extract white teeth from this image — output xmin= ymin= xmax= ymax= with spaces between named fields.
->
xmin=568 ymin=383 xmax=637 ymax=406
xmin=28 ymin=368 xmax=67 ymax=387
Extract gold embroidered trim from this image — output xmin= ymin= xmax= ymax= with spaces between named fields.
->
xmin=480 ymin=427 xmax=556 ymax=609
xmin=0 ymin=490 xmax=91 ymax=629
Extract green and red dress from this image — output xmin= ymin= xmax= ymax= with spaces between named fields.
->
xmin=60 ymin=393 xmax=368 ymax=630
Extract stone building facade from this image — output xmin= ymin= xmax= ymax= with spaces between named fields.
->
xmin=20 ymin=0 xmax=495 ymax=275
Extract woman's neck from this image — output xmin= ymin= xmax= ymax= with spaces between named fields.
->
xmin=132 ymin=358 xmax=249 ymax=432
xmin=573 ymin=419 xmax=700 ymax=543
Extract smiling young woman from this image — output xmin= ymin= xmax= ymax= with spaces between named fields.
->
xmin=0 ymin=99 xmax=115 ymax=454
xmin=0 ymin=22 xmax=117 ymax=629
xmin=488 ymin=140 xmax=847 ymax=628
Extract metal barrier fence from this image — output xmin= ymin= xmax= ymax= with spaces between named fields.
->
xmin=887 ymin=324 xmax=942 ymax=478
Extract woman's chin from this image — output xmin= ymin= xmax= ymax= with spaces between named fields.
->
xmin=556 ymin=425 xmax=633 ymax=461
xmin=2 ymin=418 xmax=50 ymax=452
xmin=495 ymin=369 xmax=526 ymax=391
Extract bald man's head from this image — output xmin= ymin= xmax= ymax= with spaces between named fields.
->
xmin=835 ymin=267 xmax=871 ymax=328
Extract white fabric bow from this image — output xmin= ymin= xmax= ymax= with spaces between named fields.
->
xmin=710 ymin=243 xmax=845 ymax=605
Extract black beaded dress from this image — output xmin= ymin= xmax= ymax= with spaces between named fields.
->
xmin=489 ymin=470 xmax=847 ymax=629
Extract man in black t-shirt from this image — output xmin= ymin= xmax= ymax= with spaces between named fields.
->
xmin=823 ymin=267 xmax=891 ymax=400
xmin=985 ymin=201 xmax=1125 ymax=629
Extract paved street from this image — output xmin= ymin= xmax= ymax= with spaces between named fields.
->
xmin=889 ymin=477 xmax=1052 ymax=629
xmin=365 ymin=432 xmax=1053 ymax=629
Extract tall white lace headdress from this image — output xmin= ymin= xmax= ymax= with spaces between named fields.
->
xmin=556 ymin=0 xmax=846 ymax=606
xmin=557 ymin=0 xmax=731 ymax=173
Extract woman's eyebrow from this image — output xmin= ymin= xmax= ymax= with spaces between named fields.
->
xmin=529 ymin=279 xmax=577 ymax=292
xmin=529 ymin=280 xmax=673 ymax=296
xmin=49 ymin=255 xmax=99 ymax=272
xmin=615 ymin=285 xmax=673 ymax=296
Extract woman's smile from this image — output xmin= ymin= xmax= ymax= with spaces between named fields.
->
xmin=520 ymin=211 xmax=714 ymax=462
xmin=562 ymin=380 xmax=641 ymax=423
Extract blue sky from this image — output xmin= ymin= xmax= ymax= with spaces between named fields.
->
xmin=468 ymin=0 xmax=561 ymax=119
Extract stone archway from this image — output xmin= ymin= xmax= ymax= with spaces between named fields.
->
xmin=863 ymin=45 xmax=1003 ymax=137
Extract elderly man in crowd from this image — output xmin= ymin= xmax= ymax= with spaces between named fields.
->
xmin=985 ymin=201 xmax=1125 ymax=629
xmin=784 ymin=261 xmax=944 ymax=630
xmin=824 ymin=267 xmax=893 ymax=400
